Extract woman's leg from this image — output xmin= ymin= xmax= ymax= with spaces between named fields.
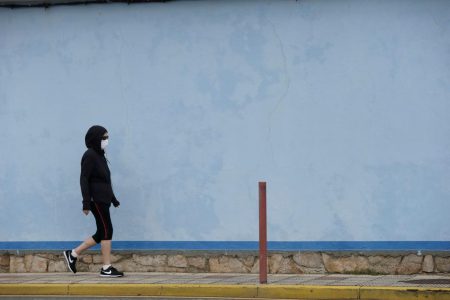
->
xmin=74 ymin=237 xmax=97 ymax=255
xmin=74 ymin=203 xmax=104 ymax=256
xmin=101 ymin=240 xmax=112 ymax=265
xmin=91 ymin=202 xmax=114 ymax=267
xmin=92 ymin=203 xmax=122 ymax=277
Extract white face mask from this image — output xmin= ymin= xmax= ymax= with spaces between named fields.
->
xmin=101 ymin=139 xmax=109 ymax=150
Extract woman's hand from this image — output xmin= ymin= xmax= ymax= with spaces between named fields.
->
xmin=112 ymin=199 xmax=120 ymax=208
xmin=83 ymin=210 xmax=90 ymax=215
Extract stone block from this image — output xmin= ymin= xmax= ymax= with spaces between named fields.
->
xmin=133 ymin=254 xmax=166 ymax=267
xmin=92 ymin=254 xmax=102 ymax=264
xmin=92 ymin=254 xmax=103 ymax=264
xmin=322 ymin=253 xmax=370 ymax=273
xmin=281 ymin=259 xmax=301 ymax=274
xmin=39 ymin=253 xmax=56 ymax=260
xmin=269 ymin=254 xmax=300 ymax=274
xmin=251 ymin=258 xmax=259 ymax=274
xmin=367 ymin=256 xmax=401 ymax=274
xmin=242 ymin=256 xmax=256 ymax=268
xmin=209 ymin=256 xmax=248 ymax=273
xmin=0 ymin=255 xmax=9 ymax=273
xmin=10 ymin=256 xmax=26 ymax=273
xmin=188 ymin=257 xmax=206 ymax=269
xmin=0 ymin=254 xmax=9 ymax=267
xmin=168 ymin=255 xmax=188 ymax=268
xmin=111 ymin=254 xmax=123 ymax=263
xmin=422 ymin=255 xmax=434 ymax=273
xmin=269 ymin=254 xmax=283 ymax=273
xmin=48 ymin=260 xmax=67 ymax=272
xmin=29 ymin=256 xmax=48 ymax=272
xmin=397 ymin=254 xmax=423 ymax=275
xmin=81 ymin=255 xmax=93 ymax=264
xmin=24 ymin=255 xmax=34 ymax=271
xmin=92 ymin=254 xmax=121 ymax=264
xmin=293 ymin=252 xmax=325 ymax=273
xmin=77 ymin=263 xmax=90 ymax=272
xmin=435 ymin=256 xmax=450 ymax=273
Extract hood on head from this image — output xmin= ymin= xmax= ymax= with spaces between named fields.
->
xmin=85 ymin=125 xmax=107 ymax=153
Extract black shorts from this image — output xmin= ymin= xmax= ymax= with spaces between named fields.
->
xmin=90 ymin=202 xmax=113 ymax=243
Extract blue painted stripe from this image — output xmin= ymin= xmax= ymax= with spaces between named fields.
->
xmin=0 ymin=241 xmax=449 ymax=251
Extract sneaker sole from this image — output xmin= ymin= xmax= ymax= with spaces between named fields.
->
xmin=100 ymin=274 xmax=124 ymax=277
xmin=63 ymin=251 xmax=76 ymax=274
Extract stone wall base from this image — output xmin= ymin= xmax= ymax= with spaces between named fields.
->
xmin=2 ymin=251 xmax=450 ymax=275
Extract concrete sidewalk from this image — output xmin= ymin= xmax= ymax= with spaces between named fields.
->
xmin=1 ymin=272 xmax=450 ymax=299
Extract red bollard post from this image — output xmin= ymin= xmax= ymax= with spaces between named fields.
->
xmin=259 ymin=181 xmax=267 ymax=284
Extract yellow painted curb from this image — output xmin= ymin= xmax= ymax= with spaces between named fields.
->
xmin=2 ymin=283 xmax=450 ymax=299
xmin=68 ymin=283 xmax=162 ymax=296
xmin=0 ymin=284 xmax=68 ymax=295
xmin=258 ymin=285 xmax=359 ymax=300
xmin=161 ymin=284 xmax=257 ymax=298
xmin=69 ymin=284 xmax=258 ymax=298
xmin=360 ymin=286 xmax=450 ymax=300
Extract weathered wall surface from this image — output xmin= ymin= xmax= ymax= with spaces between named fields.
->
xmin=0 ymin=0 xmax=449 ymax=242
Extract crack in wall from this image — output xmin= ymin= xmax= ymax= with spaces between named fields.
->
xmin=264 ymin=15 xmax=291 ymax=165
xmin=116 ymin=30 xmax=132 ymax=146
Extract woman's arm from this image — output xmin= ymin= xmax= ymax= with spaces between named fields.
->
xmin=80 ymin=153 xmax=95 ymax=210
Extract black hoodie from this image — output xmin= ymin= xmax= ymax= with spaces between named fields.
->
xmin=80 ymin=125 xmax=120 ymax=210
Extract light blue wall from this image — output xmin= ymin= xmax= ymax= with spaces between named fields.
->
xmin=1 ymin=0 xmax=449 ymax=242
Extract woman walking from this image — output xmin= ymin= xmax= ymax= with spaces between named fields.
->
xmin=64 ymin=125 xmax=124 ymax=277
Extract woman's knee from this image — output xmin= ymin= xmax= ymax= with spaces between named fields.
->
xmin=92 ymin=233 xmax=101 ymax=244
